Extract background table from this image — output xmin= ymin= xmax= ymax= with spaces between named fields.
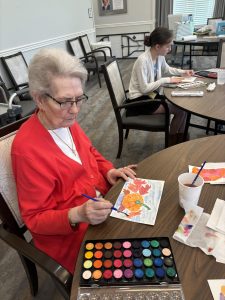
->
xmin=164 ymin=78 xmax=225 ymax=135
xmin=71 ymin=135 xmax=225 ymax=300
xmin=174 ymin=37 xmax=221 ymax=69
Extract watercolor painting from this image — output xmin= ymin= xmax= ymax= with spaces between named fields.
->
xmin=110 ymin=178 xmax=164 ymax=225
xmin=189 ymin=163 xmax=225 ymax=184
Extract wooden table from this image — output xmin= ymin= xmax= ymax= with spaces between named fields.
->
xmin=71 ymin=135 xmax=225 ymax=300
xmin=174 ymin=37 xmax=221 ymax=69
xmin=164 ymin=78 xmax=225 ymax=136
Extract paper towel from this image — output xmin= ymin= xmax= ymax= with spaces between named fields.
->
xmin=182 ymin=35 xmax=197 ymax=41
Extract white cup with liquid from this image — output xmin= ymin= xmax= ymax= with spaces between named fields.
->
xmin=178 ymin=173 xmax=204 ymax=211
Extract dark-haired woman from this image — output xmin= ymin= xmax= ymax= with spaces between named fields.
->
xmin=128 ymin=27 xmax=194 ymax=145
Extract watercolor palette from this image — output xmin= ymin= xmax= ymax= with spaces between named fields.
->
xmin=79 ymin=237 xmax=180 ymax=287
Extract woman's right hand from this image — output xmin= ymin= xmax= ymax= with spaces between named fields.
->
xmin=69 ymin=198 xmax=113 ymax=225
xmin=170 ymin=76 xmax=184 ymax=83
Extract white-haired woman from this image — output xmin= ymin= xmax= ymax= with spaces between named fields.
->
xmin=12 ymin=48 xmax=136 ymax=274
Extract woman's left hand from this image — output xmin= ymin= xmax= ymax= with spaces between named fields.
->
xmin=184 ymin=69 xmax=195 ymax=76
xmin=107 ymin=164 xmax=137 ymax=185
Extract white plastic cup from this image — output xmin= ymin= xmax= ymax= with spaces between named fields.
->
xmin=217 ymin=69 xmax=225 ymax=85
xmin=178 ymin=173 xmax=204 ymax=210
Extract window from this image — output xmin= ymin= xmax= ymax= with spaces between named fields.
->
xmin=173 ymin=0 xmax=215 ymax=26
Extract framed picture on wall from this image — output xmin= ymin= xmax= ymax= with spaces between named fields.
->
xmin=98 ymin=0 xmax=127 ymax=16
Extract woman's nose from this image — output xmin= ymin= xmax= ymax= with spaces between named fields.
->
xmin=70 ymin=102 xmax=79 ymax=113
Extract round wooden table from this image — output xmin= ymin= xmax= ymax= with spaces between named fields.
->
xmin=164 ymin=78 xmax=225 ymax=123
xmin=164 ymin=78 xmax=225 ymax=136
xmin=71 ymin=135 xmax=225 ymax=300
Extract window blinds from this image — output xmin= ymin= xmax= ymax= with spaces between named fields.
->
xmin=173 ymin=0 xmax=215 ymax=26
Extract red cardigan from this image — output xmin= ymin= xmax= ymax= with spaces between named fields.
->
xmin=11 ymin=114 xmax=114 ymax=273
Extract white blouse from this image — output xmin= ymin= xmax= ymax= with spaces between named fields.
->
xmin=49 ymin=127 xmax=82 ymax=164
xmin=129 ymin=49 xmax=185 ymax=99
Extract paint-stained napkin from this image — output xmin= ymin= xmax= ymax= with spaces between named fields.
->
xmin=173 ymin=205 xmax=203 ymax=245
xmin=173 ymin=206 xmax=225 ymax=264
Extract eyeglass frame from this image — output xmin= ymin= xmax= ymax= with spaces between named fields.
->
xmin=45 ymin=93 xmax=88 ymax=109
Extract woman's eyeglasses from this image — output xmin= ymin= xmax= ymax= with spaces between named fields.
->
xmin=45 ymin=93 xmax=88 ymax=110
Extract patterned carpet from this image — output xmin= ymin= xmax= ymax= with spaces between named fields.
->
xmin=0 ymin=55 xmax=218 ymax=300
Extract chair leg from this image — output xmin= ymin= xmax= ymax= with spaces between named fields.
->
xmin=206 ymin=119 xmax=211 ymax=135
xmin=181 ymin=45 xmax=185 ymax=68
xmin=125 ymin=129 xmax=129 ymax=139
xmin=19 ymin=254 xmax=38 ymax=296
xmin=165 ymin=130 xmax=169 ymax=148
xmin=97 ymin=71 xmax=101 ymax=88
xmin=183 ymin=112 xmax=191 ymax=142
xmin=116 ymin=129 xmax=124 ymax=159
xmin=215 ymin=121 xmax=218 ymax=135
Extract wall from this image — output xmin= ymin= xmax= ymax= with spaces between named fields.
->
xmin=0 ymin=0 xmax=157 ymax=85
xmin=93 ymin=0 xmax=155 ymax=35
xmin=92 ymin=0 xmax=155 ymax=57
xmin=0 ymin=0 xmax=95 ymax=86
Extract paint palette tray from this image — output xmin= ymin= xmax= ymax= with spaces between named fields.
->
xmin=79 ymin=237 xmax=180 ymax=287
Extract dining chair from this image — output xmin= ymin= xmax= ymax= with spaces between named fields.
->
xmin=216 ymin=39 xmax=225 ymax=68
xmin=206 ymin=39 xmax=225 ymax=135
xmin=214 ymin=39 xmax=225 ymax=134
xmin=0 ymin=117 xmax=72 ymax=300
xmin=1 ymin=52 xmax=29 ymax=89
xmin=102 ymin=59 xmax=170 ymax=158
xmin=202 ymin=18 xmax=223 ymax=55
xmin=67 ymin=37 xmax=102 ymax=87
xmin=0 ymin=78 xmax=8 ymax=104
xmin=0 ymin=77 xmax=36 ymax=120
xmin=79 ymin=34 xmax=113 ymax=62
xmin=1 ymin=52 xmax=31 ymax=101
xmin=207 ymin=17 xmax=223 ymax=33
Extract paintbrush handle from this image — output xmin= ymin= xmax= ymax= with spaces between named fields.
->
xmin=192 ymin=160 xmax=206 ymax=185
xmin=81 ymin=193 xmax=118 ymax=212
xmin=82 ymin=194 xmax=98 ymax=202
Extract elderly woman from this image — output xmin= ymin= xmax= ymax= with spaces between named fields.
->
xmin=11 ymin=48 xmax=136 ymax=274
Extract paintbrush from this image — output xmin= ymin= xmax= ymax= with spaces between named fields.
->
xmin=82 ymin=194 xmax=129 ymax=216
xmin=191 ymin=160 xmax=206 ymax=186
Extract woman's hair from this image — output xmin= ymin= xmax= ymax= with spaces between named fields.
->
xmin=28 ymin=48 xmax=88 ymax=96
xmin=144 ymin=27 xmax=173 ymax=47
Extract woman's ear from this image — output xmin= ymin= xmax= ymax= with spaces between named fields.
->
xmin=155 ymin=44 xmax=161 ymax=51
xmin=33 ymin=93 xmax=45 ymax=110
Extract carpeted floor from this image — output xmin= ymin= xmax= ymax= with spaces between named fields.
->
xmin=0 ymin=54 xmax=218 ymax=300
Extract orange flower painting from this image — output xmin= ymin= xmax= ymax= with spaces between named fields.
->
xmin=111 ymin=178 xmax=164 ymax=225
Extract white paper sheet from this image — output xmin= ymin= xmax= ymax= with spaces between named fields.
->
xmin=181 ymin=77 xmax=196 ymax=83
xmin=208 ymin=280 xmax=225 ymax=300
xmin=207 ymin=198 xmax=225 ymax=235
